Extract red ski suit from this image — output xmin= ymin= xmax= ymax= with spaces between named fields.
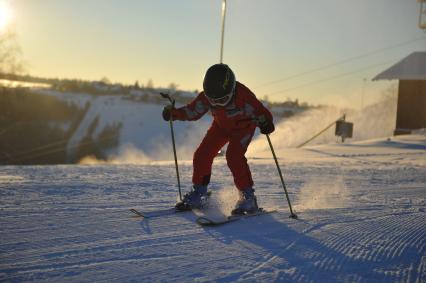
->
xmin=170 ymin=82 xmax=273 ymax=191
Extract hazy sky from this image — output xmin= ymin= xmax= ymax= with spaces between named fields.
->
xmin=4 ymin=0 xmax=426 ymax=107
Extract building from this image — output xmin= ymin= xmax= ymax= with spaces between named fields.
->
xmin=373 ymin=52 xmax=426 ymax=135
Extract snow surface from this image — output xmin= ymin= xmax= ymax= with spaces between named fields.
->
xmin=35 ymin=89 xmax=212 ymax=162
xmin=31 ymin=86 xmax=400 ymax=167
xmin=0 ymin=80 xmax=51 ymax=89
xmin=1 ymin=135 xmax=425 ymax=282
xmin=373 ymin=52 xmax=426 ymax=81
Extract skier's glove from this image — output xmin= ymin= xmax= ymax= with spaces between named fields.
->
xmin=257 ymin=115 xmax=275 ymax=135
xmin=162 ymin=105 xmax=174 ymax=121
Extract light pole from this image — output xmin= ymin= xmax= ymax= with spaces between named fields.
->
xmin=220 ymin=0 xmax=227 ymax=63
xmin=361 ymin=78 xmax=366 ymax=110
xmin=419 ymin=0 xmax=426 ymax=30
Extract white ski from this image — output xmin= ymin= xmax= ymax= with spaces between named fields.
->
xmin=195 ymin=209 xmax=277 ymax=226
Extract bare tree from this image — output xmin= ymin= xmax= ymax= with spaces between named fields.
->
xmin=146 ymin=79 xmax=154 ymax=89
xmin=0 ymin=30 xmax=24 ymax=74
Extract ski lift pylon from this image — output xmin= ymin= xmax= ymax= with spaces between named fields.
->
xmin=419 ymin=0 xmax=426 ymax=29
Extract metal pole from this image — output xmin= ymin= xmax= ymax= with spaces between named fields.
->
xmin=361 ymin=78 xmax=366 ymax=109
xmin=160 ymin=93 xmax=182 ymax=201
xmin=296 ymin=114 xmax=346 ymax=148
xmin=266 ymin=134 xmax=297 ymax=219
xmin=169 ymin=112 xmax=182 ymax=201
xmin=220 ymin=0 xmax=227 ymax=63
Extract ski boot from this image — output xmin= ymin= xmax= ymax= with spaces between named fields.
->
xmin=231 ymin=188 xmax=259 ymax=215
xmin=175 ymin=185 xmax=208 ymax=211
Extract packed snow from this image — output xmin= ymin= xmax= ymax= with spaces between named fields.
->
xmin=33 ymin=87 xmax=399 ymax=166
xmin=35 ymin=89 xmax=212 ymax=162
xmin=1 ymin=133 xmax=425 ymax=282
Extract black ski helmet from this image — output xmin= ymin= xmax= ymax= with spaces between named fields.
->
xmin=203 ymin=64 xmax=236 ymax=105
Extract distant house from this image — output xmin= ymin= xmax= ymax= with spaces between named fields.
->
xmin=373 ymin=52 xmax=426 ymax=135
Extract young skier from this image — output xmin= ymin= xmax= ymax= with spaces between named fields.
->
xmin=162 ymin=64 xmax=275 ymax=215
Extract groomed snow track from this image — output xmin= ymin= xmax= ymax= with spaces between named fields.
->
xmin=1 ymin=136 xmax=425 ymax=282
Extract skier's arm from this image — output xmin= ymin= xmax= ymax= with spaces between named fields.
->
xmin=169 ymin=93 xmax=210 ymax=121
xmin=244 ymin=88 xmax=275 ymax=134
xmin=243 ymin=88 xmax=273 ymax=122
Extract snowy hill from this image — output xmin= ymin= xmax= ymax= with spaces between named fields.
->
xmin=36 ymin=89 xmax=213 ymax=163
xmin=1 ymin=135 xmax=425 ymax=282
xmin=33 ymin=86 xmax=399 ymax=165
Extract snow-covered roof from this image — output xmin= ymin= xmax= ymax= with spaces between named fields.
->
xmin=373 ymin=52 xmax=426 ymax=81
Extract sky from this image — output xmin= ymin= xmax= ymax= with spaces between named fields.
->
xmin=2 ymin=0 xmax=426 ymax=107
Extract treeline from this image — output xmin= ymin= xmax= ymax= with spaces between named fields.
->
xmin=0 ymin=87 xmax=121 ymax=165
xmin=0 ymin=72 xmax=197 ymax=101
xmin=1 ymin=72 xmax=313 ymax=118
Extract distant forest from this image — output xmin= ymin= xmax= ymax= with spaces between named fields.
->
xmin=0 ymin=72 xmax=314 ymax=110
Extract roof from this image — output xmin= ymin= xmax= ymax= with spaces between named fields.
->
xmin=373 ymin=52 xmax=426 ymax=81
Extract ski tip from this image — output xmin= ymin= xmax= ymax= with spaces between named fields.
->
xmin=129 ymin=208 xmax=145 ymax=218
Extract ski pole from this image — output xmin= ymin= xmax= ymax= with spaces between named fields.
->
xmin=252 ymin=116 xmax=297 ymax=218
xmin=160 ymin=92 xmax=182 ymax=201
xmin=265 ymin=134 xmax=297 ymax=219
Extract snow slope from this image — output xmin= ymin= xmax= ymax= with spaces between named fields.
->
xmin=36 ymin=89 xmax=212 ymax=162
xmin=1 ymin=135 xmax=425 ymax=282
xmin=33 ymin=87 xmax=399 ymax=165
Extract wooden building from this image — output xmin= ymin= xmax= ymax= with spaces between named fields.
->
xmin=373 ymin=52 xmax=426 ymax=135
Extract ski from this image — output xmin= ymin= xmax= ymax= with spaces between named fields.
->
xmin=129 ymin=208 xmax=146 ymax=217
xmin=129 ymin=207 xmax=189 ymax=218
xmin=130 ymin=191 xmax=212 ymax=219
xmin=195 ymin=209 xmax=277 ymax=227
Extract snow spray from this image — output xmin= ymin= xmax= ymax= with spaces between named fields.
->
xmin=247 ymin=93 xmax=397 ymax=156
xmin=78 ymin=144 xmax=152 ymax=165
xmin=294 ymin=175 xmax=350 ymax=211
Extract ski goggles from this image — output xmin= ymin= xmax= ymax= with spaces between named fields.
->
xmin=205 ymin=91 xmax=234 ymax=106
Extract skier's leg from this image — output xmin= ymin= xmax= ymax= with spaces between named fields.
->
xmin=225 ymin=129 xmax=255 ymax=191
xmin=226 ymin=129 xmax=259 ymax=214
xmin=192 ymin=122 xmax=228 ymax=187
xmin=176 ymin=123 xmax=228 ymax=210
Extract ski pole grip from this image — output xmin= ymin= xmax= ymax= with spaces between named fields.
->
xmin=250 ymin=115 xmax=266 ymax=126
xmin=160 ymin=92 xmax=175 ymax=106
